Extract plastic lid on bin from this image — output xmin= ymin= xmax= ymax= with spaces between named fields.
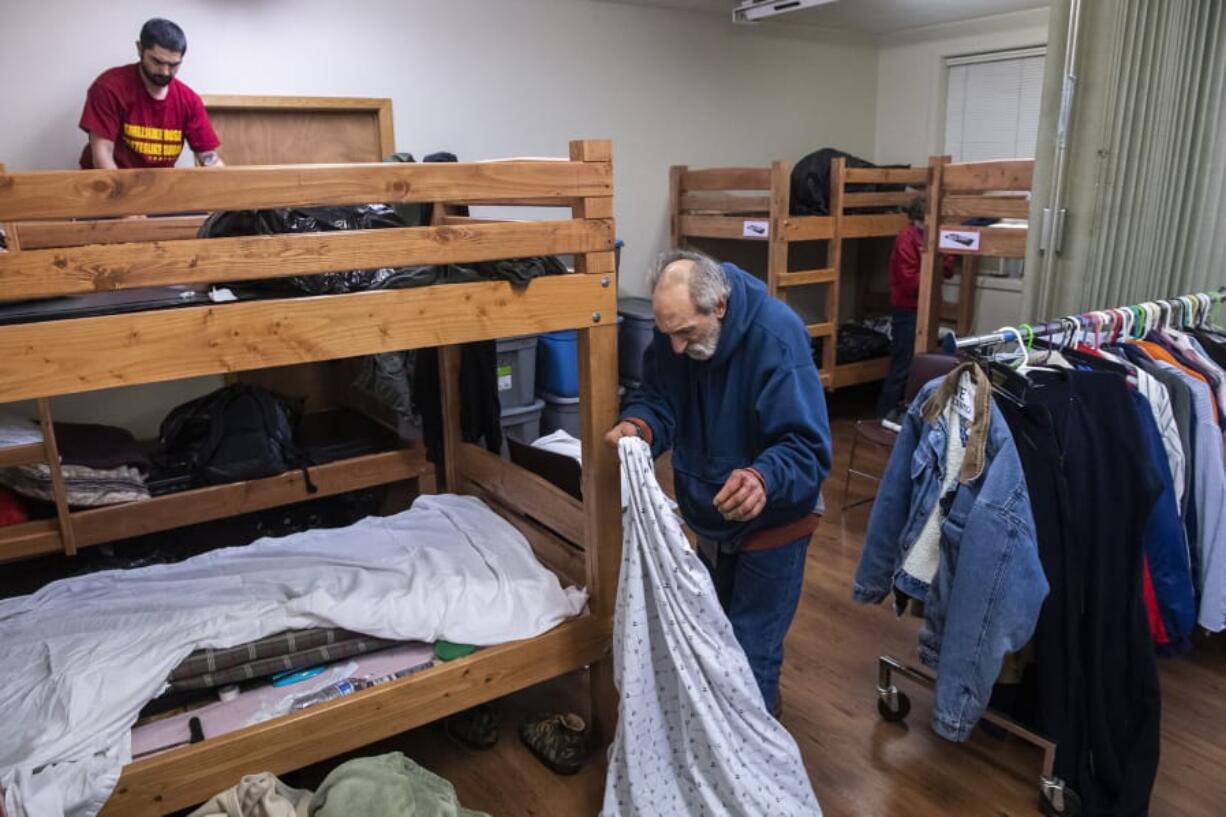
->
xmin=500 ymin=397 xmax=546 ymax=418
xmin=538 ymin=390 xmax=580 ymax=406
xmin=618 ymin=297 xmax=654 ymax=322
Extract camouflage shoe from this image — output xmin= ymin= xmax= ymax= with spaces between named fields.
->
xmin=443 ymin=702 xmax=501 ymax=750
xmin=519 ymin=712 xmax=590 ymax=775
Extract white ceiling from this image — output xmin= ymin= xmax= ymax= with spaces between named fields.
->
xmin=599 ymin=0 xmax=1050 ymax=35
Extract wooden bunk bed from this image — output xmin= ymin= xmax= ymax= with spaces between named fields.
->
xmin=0 ymin=139 xmax=621 ymax=816
xmin=668 ymin=157 xmax=931 ymax=389
xmin=915 ymin=156 xmax=1034 ymax=353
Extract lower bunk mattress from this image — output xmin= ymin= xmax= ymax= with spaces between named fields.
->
xmin=0 ymin=493 xmax=586 ymax=817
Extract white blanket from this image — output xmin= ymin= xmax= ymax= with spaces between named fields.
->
xmin=602 ymin=439 xmax=821 ymax=817
xmin=0 ymin=494 xmax=586 ymax=817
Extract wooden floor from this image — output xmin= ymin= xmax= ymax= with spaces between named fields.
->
xmin=292 ymin=385 xmax=1226 ymax=817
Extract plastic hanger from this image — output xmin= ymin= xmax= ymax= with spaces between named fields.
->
xmin=1118 ymin=307 xmax=1136 ymax=343
xmin=1130 ymin=305 xmax=1146 ymax=339
xmin=1064 ymin=316 xmax=1080 ymax=350
xmin=995 ymin=326 xmax=1027 ymax=370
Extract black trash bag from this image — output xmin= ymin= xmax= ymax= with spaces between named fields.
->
xmin=790 ymin=148 xmax=911 ymax=216
xmin=198 ymin=204 xmax=419 ymax=295
xmin=835 ymin=322 xmax=891 ymax=365
xmin=199 ymin=203 xmax=565 ymax=295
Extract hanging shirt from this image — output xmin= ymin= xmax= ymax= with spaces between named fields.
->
xmin=604 ymin=438 xmax=822 ymax=817
xmin=78 ymin=64 xmax=219 ymax=169
xmin=1095 ymin=346 xmax=1186 ymax=506
xmin=1134 ymin=340 xmax=1221 ymax=424
xmin=1146 ymin=361 xmax=1226 ymax=631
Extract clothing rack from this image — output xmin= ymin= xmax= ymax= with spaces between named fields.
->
xmin=942 ymin=287 xmax=1226 ymax=352
xmin=876 ymin=285 xmax=1226 ymax=817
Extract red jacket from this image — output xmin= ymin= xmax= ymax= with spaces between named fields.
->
xmin=889 ymin=223 xmax=955 ymax=311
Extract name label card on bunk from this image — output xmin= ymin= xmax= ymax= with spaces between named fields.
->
xmin=742 ymin=220 xmax=769 ymax=238
xmin=939 ymin=229 xmax=981 ymax=251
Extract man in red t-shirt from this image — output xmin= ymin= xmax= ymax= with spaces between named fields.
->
xmin=78 ymin=18 xmax=223 ymax=170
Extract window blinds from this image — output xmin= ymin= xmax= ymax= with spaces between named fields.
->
xmin=943 ymin=48 xmax=1046 ymax=162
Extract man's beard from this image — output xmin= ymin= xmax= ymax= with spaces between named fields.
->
xmin=140 ymin=66 xmax=173 ymax=87
xmin=685 ymin=322 xmax=721 ymax=360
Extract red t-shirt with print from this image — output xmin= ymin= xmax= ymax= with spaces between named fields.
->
xmin=78 ymin=64 xmax=219 ymax=169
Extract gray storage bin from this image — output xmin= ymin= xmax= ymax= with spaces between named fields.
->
xmin=539 ymin=388 xmax=627 ymax=440
xmin=539 ymin=391 xmax=581 ymax=438
xmin=618 ymin=297 xmax=655 ymax=383
xmin=500 ymin=397 xmax=545 ymax=456
xmin=496 ymin=335 xmax=538 ymax=409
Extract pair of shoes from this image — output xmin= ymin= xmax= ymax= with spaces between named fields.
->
xmin=520 ymin=712 xmax=591 ymax=775
xmin=444 ymin=702 xmax=501 ymax=750
xmin=880 ymin=407 xmax=903 ymax=433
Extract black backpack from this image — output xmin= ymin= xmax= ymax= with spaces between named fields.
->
xmin=159 ymin=384 xmax=316 ymax=490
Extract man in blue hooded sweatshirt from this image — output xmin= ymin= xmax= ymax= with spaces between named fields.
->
xmin=606 ymin=248 xmax=832 ymax=716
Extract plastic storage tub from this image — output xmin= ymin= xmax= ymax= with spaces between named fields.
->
xmin=536 ymin=318 xmax=624 ymax=399
xmin=496 ymin=335 xmax=538 ymax=409
xmin=500 ymin=397 xmax=545 ymax=456
xmin=539 ymin=391 xmax=581 ymax=438
xmin=618 ymin=297 xmax=654 ymax=383
xmin=536 ymin=330 xmax=579 ymax=397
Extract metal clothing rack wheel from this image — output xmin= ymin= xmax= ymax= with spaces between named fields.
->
xmin=875 ymin=656 xmax=1083 ymax=817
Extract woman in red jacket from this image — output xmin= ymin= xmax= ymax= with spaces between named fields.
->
xmin=877 ymin=197 xmax=954 ymax=425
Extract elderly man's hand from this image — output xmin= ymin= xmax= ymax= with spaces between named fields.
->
xmin=604 ymin=421 xmax=640 ymax=450
xmin=714 ymin=468 xmax=766 ymax=522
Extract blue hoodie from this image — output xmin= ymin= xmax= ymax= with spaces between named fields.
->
xmin=620 ymin=263 xmax=832 ymax=544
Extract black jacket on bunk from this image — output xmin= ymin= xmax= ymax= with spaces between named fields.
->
xmin=413 ymin=343 xmax=502 ymax=465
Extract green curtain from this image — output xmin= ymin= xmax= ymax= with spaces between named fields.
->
xmin=1023 ymin=0 xmax=1226 ymax=319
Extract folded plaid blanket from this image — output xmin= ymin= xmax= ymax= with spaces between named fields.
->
xmin=167 ymin=628 xmax=396 ymax=691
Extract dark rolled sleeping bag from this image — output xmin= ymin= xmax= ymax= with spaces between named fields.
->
xmin=790 ymin=148 xmax=912 ymax=216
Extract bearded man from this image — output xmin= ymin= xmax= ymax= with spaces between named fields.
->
xmin=78 ymin=18 xmax=224 ymax=169
xmin=606 ymin=248 xmax=831 ymax=717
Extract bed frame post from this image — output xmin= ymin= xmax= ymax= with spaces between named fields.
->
xmin=824 ymin=158 xmax=846 ymax=376
xmin=957 ymin=256 xmax=979 ymax=335
xmin=915 ymin=155 xmax=950 ymax=353
xmin=669 ymin=165 xmax=687 ymax=250
xmin=569 ymin=139 xmax=621 ymax=743
xmin=0 ymin=164 xmax=20 ymax=252
xmin=36 ymin=398 xmax=76 ymax=556
xmin=438 ymin=344 xmax=463 ymax=491
xmin=767 ymin=161 xmax=789 ymax=300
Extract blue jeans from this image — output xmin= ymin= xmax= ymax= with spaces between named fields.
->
xmin=877 ymin=310 xmax=916 ymax=418
xmin=699 ymin=534 xmax=809 ymax=711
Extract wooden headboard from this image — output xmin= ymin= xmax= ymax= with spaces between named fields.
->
xmin=201 ymin=95 xmax=395 ymax=165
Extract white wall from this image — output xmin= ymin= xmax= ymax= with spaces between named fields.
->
xmin=0 ymin=0 xmax=879 ymax=434
xmin=0 ymin=0 xmax=879 ymax=297
xmin=874 ymin=7 xmax=1050 ymax=166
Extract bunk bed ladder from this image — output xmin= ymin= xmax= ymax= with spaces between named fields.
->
xmin=769 ymin=161 xmax=835 ymax=387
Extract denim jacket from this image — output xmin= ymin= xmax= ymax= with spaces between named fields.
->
xmin=853 ymin=366 xmax=1047 ymax=741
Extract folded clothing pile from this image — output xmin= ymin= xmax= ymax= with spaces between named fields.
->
xmin=189 ymin=752 xmax=489 ymax=817
xmin=0 ymin=415 xmax=149 ymax=507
